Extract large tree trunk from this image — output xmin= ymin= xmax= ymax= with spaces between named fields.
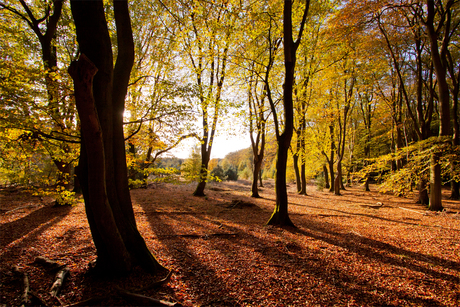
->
xmin=429 ymin=152 xmax=443 ymax=210
xmin=259 ymin=169 xmax=264 ymax=187
xmin=70 ymin=0 xmax=164 ymax=275
xmin=193 ymin=148 xmax=209 ymax=197
xmin=416 ymin=178 xmax=429 ymax=205
xmin=268 ymin=133 xmax=294 ymax=226
xmin=426 ymin=0 xmax=452 ymax=211
xmin=449 ymin=61 xmax=459 ymax=199
xmin=69 ymin=55 xmax=131 ymax=274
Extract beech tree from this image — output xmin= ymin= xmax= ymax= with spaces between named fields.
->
xmin=0 ymin=0 xmax=79 ymax=191
xmin=424 ymin=0 xmax=454 ymax=211
xmin=162 ymin=0 xmax=241 ymax=196
xmin=69 ymin=0 xmax=164 ymax=275
xmin=123 ymin=1 xmax=195 ymax=185
xmin=238 ymin=1 xmax=283 ymax=198
xmin=267 ymin=0 xmax=310 ymax=226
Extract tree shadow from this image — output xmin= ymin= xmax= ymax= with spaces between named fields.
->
xmin=137 ymin=189 xmax=459 ymax=306
xmin=0 ymin=205 xmax=72 ymax=248
xmin=282 ymin=199 xmax=460 ymax=233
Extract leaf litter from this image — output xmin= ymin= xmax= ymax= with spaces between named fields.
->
xmin=0 ymin=180 xmax=459 ymax=306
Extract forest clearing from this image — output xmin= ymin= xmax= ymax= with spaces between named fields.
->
xmin=1 ymin=180 xmax=459 ymax=307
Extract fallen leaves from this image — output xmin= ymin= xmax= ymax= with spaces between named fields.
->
xmin=0 ymin=181 xmax=459 ymax=306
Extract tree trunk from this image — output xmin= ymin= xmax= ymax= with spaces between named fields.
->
xmin=259 ymin=169 xmax=264 ymax=187
xmin=299 ymin=158 xmax=307 ymax=195
xmin=299 ymin=124 xmax=307 ymax=195
xmin=267 ymin=133 xmax=294 ymax=226
xmin=426 ymin=0 xmax=452 ymax=211
xmin=293 ymin=150 xmax=301 ymax=192
xmin=429 ymin=151 xmax=443 ymax=211
xmin=328 ymin=158 xmax=335 ymax=192
xmin=364 ymin=177 xmax=370 ymax=192
xmin=193 ymin=149 xmax=209 ymax=197
xmin=69 ymin=55 xmax=131 ymax=274
xmin=334 ymin=160 xmax=342 ymax=196
xmin=416 ymin=178 xmax=429 ymax=205
xmin=267 ymin=0 xmax=309 ymax=226
xmin=450 ymin=72 xmax=459 ymax=199
xmin=251 ymin=155 xmax=263 ymax=198
xmin=70 ymin=0 xmax=164 ymax=275
xmin=323 ymin=164 xmax=329 ymax=189
xmin=328 ymin=124 xmax=335 ymax=192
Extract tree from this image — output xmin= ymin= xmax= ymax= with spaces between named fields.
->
xmin=123 ymin=1 xmax=196 ymax=185
xmin=239 ymin=2 xmax=282 ymax=198
xmin=424 ymin=0 xmax=454 ymax=211
xmin=334 ymin=62 xmax=356 ymax=195
xmin=68 ymin=0 xmax=164 ymax=275
xmin=291 ymin=0 xmax=333 ymax=195
xmin=267 ymin=0 xmax=310 ymax=226
xmin=0 ymin=0 xmax=79 ymax=192
xmin=163 ymin=0 xmax=240 ymax=196
xmin=248 ymin=72 xmax=268 ymax=197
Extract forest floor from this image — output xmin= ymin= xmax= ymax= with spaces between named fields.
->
xmin=0 ymin=180 xmax=459 ymax=307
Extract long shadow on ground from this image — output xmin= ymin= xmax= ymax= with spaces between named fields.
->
xmin=137 ymin=186 xmax=459 ymax=306
xmin=0 ymin=205 xmax=72 ymax=248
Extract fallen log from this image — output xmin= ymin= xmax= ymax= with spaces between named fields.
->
xmin=64 ymin=296 xmax=108 ymax=307
xmin=12 ymin=266 xmax=31 ymax=307
xmin=50 ymin=266 xmax=69 ymax=297
xmin=359 ymin=202 xmax=385 ymax=209
xmin=34 ymin=256 xmax=63 ymax=271
xmin=118 ymin=290 xmax=182 ymax=307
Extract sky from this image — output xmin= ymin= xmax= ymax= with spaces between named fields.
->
xmin=169 ymin=132 xmax=251 ymax=159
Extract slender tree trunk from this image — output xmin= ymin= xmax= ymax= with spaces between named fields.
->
xmin=267 ymin=0 xmax=310 ymax=226
xmin=299 ymin=122 xmax=307 ymax=195
xmin=252 ymin=157 xmax=263 ymax=198
xmin=300 ymin=159 xmax=307 ymax=195
xmin=364 ymin=177 xmax=370 ymax=192
xmin=334 ymin=160 xmax=342 ymax=195
xmin=328 ymin=159 xmax=334 ymax=192
xmin=293 ymin=149 xmax=301 ymax=192
xmin=328 ymin=124 xmax=335 ymax=192
xmin=323 ymin=164 xmax=329 ymax=189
